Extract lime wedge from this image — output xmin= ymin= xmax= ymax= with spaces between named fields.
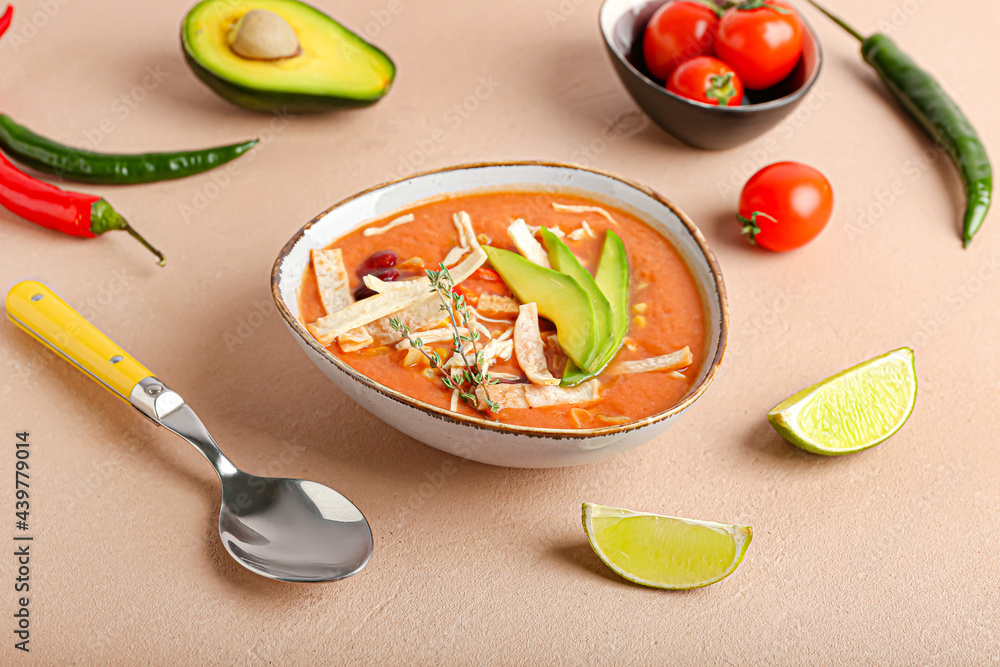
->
xmin=582 ymin=503 xmax=752 ymax=590
xmin=768 ymin=347 xmax=917 ymax=455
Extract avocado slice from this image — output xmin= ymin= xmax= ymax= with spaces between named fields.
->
xmin=483 ymin=246 xmax=600 ymax=372
xmin=182 ymin=0 xmax=395 ymax=113
xmin=539 ymin=228 xmax=614 ymax=377
xmin=560 ymin=231 xmax=630 ymax=386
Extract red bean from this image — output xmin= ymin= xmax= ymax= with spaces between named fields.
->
xmin=353 ymin=285 xmax=378 ymax=301
xmin=353 ymin=267 xmax=399 ymax=301
xmin=369 ymin=267 xmax=399 ymax=281
xmin=355 ymin=251 xmax=397 ymax=277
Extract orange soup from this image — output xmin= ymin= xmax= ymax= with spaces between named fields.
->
xmin=299 ymin=191 xmax=706 ymax=429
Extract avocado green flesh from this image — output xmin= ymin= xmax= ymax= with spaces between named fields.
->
xmin=561 ymin=231 xmax=630 ymax=386
xmin=483 ymin=247 xmax=599 ymax=372
xmin=540 ymin=228 xmax=614 ymax=379
xmin=182 ymin=0 xmax=395 ymax=112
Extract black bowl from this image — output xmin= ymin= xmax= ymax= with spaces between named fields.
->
xmin=599 ymin=0 xmax=823 ymax=150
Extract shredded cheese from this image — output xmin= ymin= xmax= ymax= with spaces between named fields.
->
xmin=507 ymin=218 xmax=551 ymax=268
xmin=566 ymin=220 xmax=597 ymax=242
xmin=362 ymin=213 xmax=415 ymax=236
xmin=552 ymin=202 xmax=618 ymax=226
xmin=610 ymin=347 xmax=692 ymax=375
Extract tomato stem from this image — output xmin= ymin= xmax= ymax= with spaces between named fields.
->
xmin=736 ymin=211 xmax=777 ymax=244
xmin=735 ymin=0 xmax=790 ymax=14
xmin=706 ymin=72 xmax=738 ymax=106
xmin=688 ymin=0 xmax=725 ymax=18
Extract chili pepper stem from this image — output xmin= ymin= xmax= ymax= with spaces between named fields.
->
xmin=90 ymin=198 xmax=166 ymax=266
xmin=804 ymin=0 xmax=865 ymax=42
xmin=124 ymin=224 xmax=167 ymax=267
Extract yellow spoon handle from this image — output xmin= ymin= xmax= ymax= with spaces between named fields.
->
xmin=5 ymin=281 xmax=152 ymax=401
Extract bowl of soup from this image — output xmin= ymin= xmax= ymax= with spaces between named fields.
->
xmin=271 ymin=162 xmax=728 ymax=468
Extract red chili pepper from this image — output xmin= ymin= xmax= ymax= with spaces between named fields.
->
xmin=472 ymin=267 xmax=501 ymax=281
xmin=0 ymin=6 xmax=13 ymax=38
xmin=0 ymin=152 xmax=165 ymax=265
xmin=451 ymin=284 xmax=476 ymax=303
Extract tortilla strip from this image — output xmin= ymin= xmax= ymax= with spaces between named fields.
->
xmin=476 ymin=379 xmax=600 ymax=410
xmin=312 ymin=249 xmax=350 ymax=314
xmin=469 ymin=306 xmax=509 ymax=324
xmin=507 ymin=218 xmax=551 ymax=268
xmin=368 ymin=294 xmax=443 ymax=346
xmin=453 ymin=211 xmax=470 ymax=248
xmin=338 ymin=330 xmax=374 ymax=353
xmin=310 ymin=249 xmax=373 ymax=351
xmin=611 ymin=347 xmax=693 ymax=375
xmin=362 ymin=213 xmax=415 ymax=236
xmin=514 ymin=303 xmax=558 ymax=386
xmin=524 ymin=380 xmax=599 ymax=408
xmin=552 ymin=202 xmax=618 ymax=226
xmin=309 ymin=216 xmax=486 ymax=345
xmin=477 ymin=294 xmax=520 ymax=319
xmin=442 ymin=245 xmax=468 ymax=267
xmin=476 ymin=384 xmax=529 ymax=410
xmin=307 ymin=289 xmax=424 ymax=346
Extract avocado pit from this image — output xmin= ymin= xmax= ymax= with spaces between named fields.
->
xmin=228 ymin=9 xmax=300 ymax=60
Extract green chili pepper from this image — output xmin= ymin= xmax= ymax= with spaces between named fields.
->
xmin=0 ymin=113 xmax=259 ymax=186
xmin=807 ymin=0 xmax=992 ymax=248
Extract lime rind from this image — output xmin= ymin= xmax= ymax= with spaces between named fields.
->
xmin=582 ymin=503 xmax=752 ymax=590
xmin=768 ymin=347 xmax=917 ymax=455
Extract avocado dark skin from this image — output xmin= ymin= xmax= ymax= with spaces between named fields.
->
xmin=182 ymin=48 xmax=385 ymax=114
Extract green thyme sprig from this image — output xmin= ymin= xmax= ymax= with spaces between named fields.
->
xmin=390 ymin=263 xmax=501 ymax=417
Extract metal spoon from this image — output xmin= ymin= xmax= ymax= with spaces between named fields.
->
xmin=6 ymin=281 xmax=372 ymax=583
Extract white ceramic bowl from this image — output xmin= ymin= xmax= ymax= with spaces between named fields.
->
xmin=271 ymin=162 xmax=728 ymax=468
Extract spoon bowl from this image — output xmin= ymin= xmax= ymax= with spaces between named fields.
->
xmin=219 ymin=474 xmax=373 ymax=582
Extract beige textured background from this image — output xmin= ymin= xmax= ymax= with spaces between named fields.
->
xmin=1 ymin=0 xmax=998 ymax=663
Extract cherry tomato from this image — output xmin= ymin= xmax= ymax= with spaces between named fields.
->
xmin=737 ymin=162 xmax=833 ymax=252
xmin=715 ymin=0 xmax=803 ymax=90
xmin=642 ymin=1 xmax=720 ymax=81
xmin=667 ymin=56 xmax=744 ymax=106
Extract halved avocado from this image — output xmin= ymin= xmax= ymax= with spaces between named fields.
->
xmin=182 ymin=0 xmax=395 ymax=113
